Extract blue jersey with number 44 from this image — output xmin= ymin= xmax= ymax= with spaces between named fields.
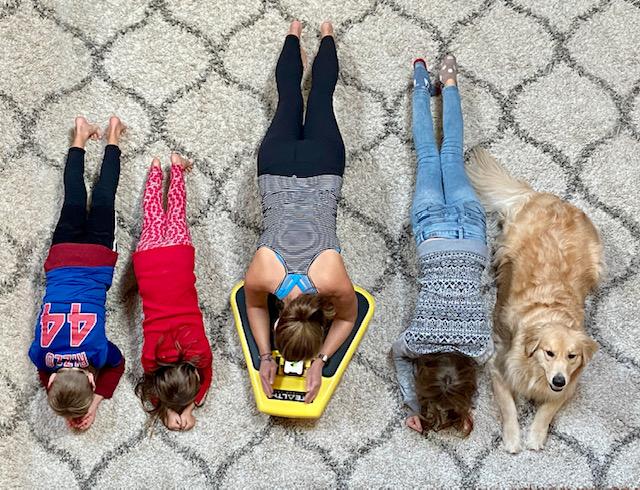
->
xmin=29 ymin=265 xmax=120 ymax=372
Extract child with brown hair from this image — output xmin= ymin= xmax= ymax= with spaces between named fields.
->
xmin=29 ymin=116 xmax=126 ymax=431
xmin=392 ymin=56 xmax=492 ymax=437
xmin=133 ymin=153 xmax=212 ymax=431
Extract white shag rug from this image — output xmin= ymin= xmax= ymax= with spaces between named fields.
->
xmin=0 ymin=0 xmax=639 ymax=488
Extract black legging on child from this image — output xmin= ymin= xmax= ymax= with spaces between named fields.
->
xmin=258 ymin=34 xmax=345 ymax=178
xmin=51 ymin=145 xmax=121 ymax=249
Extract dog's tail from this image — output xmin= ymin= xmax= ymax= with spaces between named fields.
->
xmin=468 ymin=147 xmax=535 ymax=219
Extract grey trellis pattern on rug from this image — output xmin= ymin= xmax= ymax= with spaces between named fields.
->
xmin=1 ymin=0 xmax=639 ymax=488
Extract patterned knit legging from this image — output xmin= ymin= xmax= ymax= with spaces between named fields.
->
xmin=136 ymin=164 xmax=192 ymax=252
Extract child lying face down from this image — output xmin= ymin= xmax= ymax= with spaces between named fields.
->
xmin=393 ymin=345 xmax=487 ymax=435
xmin=29 ymin=116 xmax=127 ymax=430
xmin=393 ymin=56 xmax=492 ymax=436
xmin=133 ymin=154 xmax=213 ymax=431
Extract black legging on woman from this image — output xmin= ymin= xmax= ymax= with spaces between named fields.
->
xmin=257 ymin=34 xmax=345 ymax=178
xmin=52 ymin=145 xmax=121 ymax=249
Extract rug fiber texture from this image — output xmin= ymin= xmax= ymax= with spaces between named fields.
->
xmin=0 ymin=0 xmax=639 ymax=488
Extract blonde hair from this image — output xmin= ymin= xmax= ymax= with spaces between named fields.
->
xmin=47 ymin=369 xmax=94 ymax=419
xmin=275 ymin=295 xmax=335 ymax=361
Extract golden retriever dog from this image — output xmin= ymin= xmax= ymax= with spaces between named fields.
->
xmin=468 ymin=148 xmax=603 ymax=453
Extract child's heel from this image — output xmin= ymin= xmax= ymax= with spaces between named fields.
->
xmin=413 ymin=58 xmax=427 ymax=69
xmin=412 ymin=58 xmax=438 ymax=96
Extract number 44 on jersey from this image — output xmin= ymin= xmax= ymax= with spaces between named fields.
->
xmin=40 ymin=303 xmax=97 ymax=348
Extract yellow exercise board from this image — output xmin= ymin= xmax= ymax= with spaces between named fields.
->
xmin=230 ymin=281 xmax=375 ymax=419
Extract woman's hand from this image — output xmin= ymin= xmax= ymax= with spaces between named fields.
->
xmin=163 ymin=408 xmax=182 ymax=431
xmin=179 ymin=403 xmax=196 ymax=431
xmin=406 ymin=415 xmax=423 ymax=433
xmin=259 ymin=355 xmax=276 ymax=397
xmin=304 ymin=360 xmax=323 ymax=403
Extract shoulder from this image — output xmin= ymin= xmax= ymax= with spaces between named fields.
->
xmin=244 ymin=248 xmax=283 ymax=294
xmin=186 ymin=331 xmax=213 ymax=363
xmin=392 ymin=334 xmax=412 ymax=357
xmin=310 ymin=251 xmax=352 ymax=296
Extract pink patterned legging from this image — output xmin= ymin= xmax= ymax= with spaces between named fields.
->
xmin=136 ymin=164 xmax=192 ymax=252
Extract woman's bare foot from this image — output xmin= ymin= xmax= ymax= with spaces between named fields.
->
xmin=288 ymin=20 xmax=307 ymax=67
xmin=289 ymin=19 xmax=302 ymax=38
xmin=106 ymin=116 xmax=126 ymax=146
xmin=72 ymin=117 xmax=101 ymax=149
xmin=151 ymin=157 xmax=161 ymax=169
xmin=170 ymin=152 xmax=193 ymax=172
xmin=320 ymin=21 xmax=333 ymax=38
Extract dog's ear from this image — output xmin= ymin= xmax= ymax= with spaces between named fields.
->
xmin=580 ymin=336 xmax=599 ymax=366
xmin=524 ymin=331 xmax=540 ymax=357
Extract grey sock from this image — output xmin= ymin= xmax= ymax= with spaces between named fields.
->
xmin=439 ymin=54 xmax=458 ymax=86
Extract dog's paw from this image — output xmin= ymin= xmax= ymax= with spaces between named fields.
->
xmin=503 ymin=429 xmax=522 ymax=454
xmin=504 ymin=438 xmax=522 ymax=454
xmin=526 ymin=428 xmax=547 ymax=451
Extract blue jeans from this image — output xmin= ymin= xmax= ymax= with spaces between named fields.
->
xmin=411 ymin=63 xmax=486 ymax=246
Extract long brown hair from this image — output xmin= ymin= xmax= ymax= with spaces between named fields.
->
xmin=274 ymin=294 xmax=335 ymax=361
xmin=48 ymin=368 xmax=94 ymax=418
xmin=415 ymin=352 xmax=477 ymax=437
xmin=135 ymin=362 xmax=200 ymax=424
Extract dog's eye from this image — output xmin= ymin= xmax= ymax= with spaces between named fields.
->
xmin=545 ymin=350 xmax=555 ymax=358
xmin=568 ymin=353 xmax=577 ymax=359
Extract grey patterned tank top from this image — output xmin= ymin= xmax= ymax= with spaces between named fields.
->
xmin=258 ymin=174 xmax=342 ymax=298
xmin=405 ymin=241 xmax=492 ymax=359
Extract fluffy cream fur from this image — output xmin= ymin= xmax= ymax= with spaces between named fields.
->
xmin=469 ymin=148 xmax=603 ymax=453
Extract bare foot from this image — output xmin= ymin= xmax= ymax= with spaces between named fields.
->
xmin=289 ymin=20 xmax=302 ymax=38
xmin=170 ymin=152 xmax=193 ymax=172
xmin=151 ymin=157 xmax=161 ymax=169
xmin=288 ymin=20 xmax=307 ymax=67
xmin=72 ymin=117 xmax=101 ymax=149
xmin=105 ymin=116 xmax=126 ymax=146
xmin=320 ymin=21 xmax=333 ymax=38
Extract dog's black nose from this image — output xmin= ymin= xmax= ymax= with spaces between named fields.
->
xmin=552 ymin=374 xmax=566 ymax=387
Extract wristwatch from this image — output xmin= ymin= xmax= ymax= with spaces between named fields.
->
xmin=316 ymin=353 xmax=329 ymax=363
